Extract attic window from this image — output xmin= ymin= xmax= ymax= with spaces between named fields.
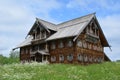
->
xmin=67 ymin=54 xmax=73 ymax=61
xmin=41 ymin=31 xmax=46 ymax=39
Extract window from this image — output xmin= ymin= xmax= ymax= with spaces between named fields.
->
xmin=88 ymin=43 xmax=92 ymax=49
xmin=77 ymin=39 xmax=82 ymax=47
xmin=77 ymin=54 xmax=83 ymax=61
xmin=51 ymin=42 xmax=56 ymax=49
xmin=84 ymin=55 xmax=88 ymax=62
xmin=51 ymin=56 xmax=56 ymax=62
xmin=93 ymin=45 xmax=97 ymax=51
xmin=58 ymin=41 xmax=64 ymax=48
xmin=59 ymin=54 xmax=64 ymax=62
xmin=89 ymin=56 xmax=92 ymax=62
xmin=98 ymin=57 xmax=103 ymax=63
xmin=93 ymin=57 xmax=97 ymax=62
xmin=67 ymin=54 xmax=73 ymax=61
xmin=83 ymin=41 xmax=87 ymax=48
xmin=43 ymin=31 xmax=46 ymax=38
xmin=67 ymin=39 xmax=73 ymax=47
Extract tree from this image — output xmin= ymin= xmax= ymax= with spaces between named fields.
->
xmin=9 ymin=50 xmax=19 ymax=58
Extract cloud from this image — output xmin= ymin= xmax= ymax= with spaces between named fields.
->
xmin=66 ymin=0 xmax=120 ymax=11
xmin=0 ymin=0 xmax=62 ymax=56
xmin=98 ymin=14 xmax=120 ymax=61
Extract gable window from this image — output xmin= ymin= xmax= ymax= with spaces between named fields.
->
xmin=67 ymin=54 xmax=73 ymax=61
xmin=67 ymin=39 xmax=73 ymax=47
xmin=58 ymin=40 xmax=64 ymax=48
xmin=77 ymin=39 xmax=82 ymax=47
xmin=51 ymin=56 xmax=56 ymax=62
xmin=59 ymin=54 xmax=64 ymax=62
xmin=77 ymin=54 xmax=83 ymax=61
xmin=41 ymin=31 xmax=46 ymax=39
xmin=51 ymin=42 xmax=56 ymax=49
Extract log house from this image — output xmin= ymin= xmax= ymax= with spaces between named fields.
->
xmin=13 ymin=13 xmax=111 ymax=64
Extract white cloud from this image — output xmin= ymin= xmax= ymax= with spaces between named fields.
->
xmin=98 ymin=14 xmax=120 ymax=61
xmin=66 ymin=0 xmax=120 ymax=11
xmin=0 ymin=0 xmax=62 ymax=56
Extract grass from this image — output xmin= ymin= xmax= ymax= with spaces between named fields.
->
xmin=0 ymin=62 xmax=120 ymax=80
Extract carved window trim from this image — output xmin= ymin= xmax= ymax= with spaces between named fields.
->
xmin=83 ymin=41 xmax=87 ymax=48
xmin=51 ymin=56 xmax=56 ymax=62
xmin=89 ymin=56 xmax=93 ymax=62
xmin=67 ymin=54 xmax=73 ymax=61
xmin=77 ymin=54 xmax=83 ymax=61
xmin=77 ymin=39 xmax=82 ymax=47
xmin=67 ymin=39 xmax=73 ymax=47
xmin=84 ymin=54 xmax=88 ymax=62
xmin=59 ymin=54 xmax=64 ymax=62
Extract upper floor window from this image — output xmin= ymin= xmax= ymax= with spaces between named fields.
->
xmin=58 ymin=40 xmax=64 ymax=48
xmin=41 ymin=31 xmax=46 ymax=39
xmin=77 ymin=39 xmax=82 ymax=47
xmin=88 ymin=43 xmax=92 ymax=49
xmin=51 ymin=42 xmax=56 ymax=49
xmin=83 ymin=41 xmax=87 ymax=48
xmin=67 ymin=39 xmax=73 ymax=47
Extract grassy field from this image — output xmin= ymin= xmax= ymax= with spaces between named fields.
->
xmin=0 ymin=62 xmax=120 ymax=80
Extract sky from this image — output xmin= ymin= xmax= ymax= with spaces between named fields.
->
xmin=0 ymin=0 xmax=120 ymax=61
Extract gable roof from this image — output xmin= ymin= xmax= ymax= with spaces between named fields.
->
xmin=14 ymin=13 xmax=110 ymax=49
xmin=28 ymin=18 xmax=57 ymax=35
xmin=46 ymin=13 xmax=94 ymax=41
xmin=13 ymin=36 xmax=33 ymax=50
xmin=36 ymin=18 xmax=57 ymax=31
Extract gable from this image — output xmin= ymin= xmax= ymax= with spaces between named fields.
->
xmin=74 ymin=16 xmax=110 ymax=47
xmin=46 ymin=13 xmax=94 ymax=41
xmin=27 ymin=18 xmax=57 ymax=36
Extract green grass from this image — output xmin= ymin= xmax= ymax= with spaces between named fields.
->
xmin=0 ymin=62 xmax=120 ymax=80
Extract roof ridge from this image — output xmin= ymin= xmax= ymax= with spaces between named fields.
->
xmin=57 ymin=12 xmax=95 ymax=26
xmin=36 ymin=18 xmax=56 ymax=25
xmin=59 ymin=20 xmax=89 ymax=29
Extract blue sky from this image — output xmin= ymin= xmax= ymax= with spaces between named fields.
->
xmin=0 ymin=0 xmax=120 ymax=61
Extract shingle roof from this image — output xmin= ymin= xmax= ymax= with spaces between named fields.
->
xmin=13 ymin=36 xmax=33 ymax=50
xmin=46 ymin=21 xmax=89 ymax=41
xmin=46 ymin=13 xmax=94 ymax=41
xmin=14 ymin=13 xmax=97 ymax=49
xmin=36 ymin=18 xmax=57 ymax=31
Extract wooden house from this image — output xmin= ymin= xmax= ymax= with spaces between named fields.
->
xmin=13 ymin=13 xmax=111 ymax=64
